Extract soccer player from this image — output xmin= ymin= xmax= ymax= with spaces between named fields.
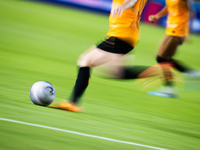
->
xmin=148 ymin=0 xmax=199 ymax=98
xmin=50 ymin=0 xmax=170 ymax=112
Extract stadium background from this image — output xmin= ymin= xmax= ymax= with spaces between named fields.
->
xmin=34 ymin=0 xmax=200 ymax=34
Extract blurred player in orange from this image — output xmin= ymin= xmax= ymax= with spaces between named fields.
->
xmin=148 ymin=0 xmax=199 ymax=98
xmin=50 ymin=0 xmax=170 ymax=112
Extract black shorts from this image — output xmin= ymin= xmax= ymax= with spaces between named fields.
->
xmin=97 ymin=37 xmax=133 ymax=54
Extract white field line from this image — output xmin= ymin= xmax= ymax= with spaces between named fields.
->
xmin=0 ymin=117 xmax=169 ymax=150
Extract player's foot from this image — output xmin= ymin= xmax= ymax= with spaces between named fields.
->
xmin=49 ymin=100 xmax=82 ymax=112
xmin=147 ymin=85 xmax=178 ymax=98
xmin=183 ymin=71 xmax=200 ymax=91
xmin=186 ymin=71 xmax=200 ymax=77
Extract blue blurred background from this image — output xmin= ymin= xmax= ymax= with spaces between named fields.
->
xmin=35 ymin=0 xmax=200 ymax=34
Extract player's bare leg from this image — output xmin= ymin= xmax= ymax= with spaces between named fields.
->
xmin=50 ymin=47 xmax=125 ymax=112
xmin=158 ymin=35 xmax=183 ymax=59
xmin=157 ymin=35 xmax=192 ymax=73
xmin=52 ymin=45 xmax=172 ymax=111
xmin=78 ymin=47 xmax=124 ymax=68
xmin=148 ymin=36 xmax=185 ymax=98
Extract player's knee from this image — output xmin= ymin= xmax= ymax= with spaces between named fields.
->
xmin=156 ymin=55 xmax=170 ymax=63
xmin=78 ymin=60 xmax=88 ymax=67
xmin=77 ymin=57 xmax=91 ymax=67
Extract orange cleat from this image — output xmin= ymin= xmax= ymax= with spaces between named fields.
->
xmin=49 ymin=100 xmax=82 ymax=112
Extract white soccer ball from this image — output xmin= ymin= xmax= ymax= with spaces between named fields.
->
xmin=30 ymin=81 xmax=56 ymax=106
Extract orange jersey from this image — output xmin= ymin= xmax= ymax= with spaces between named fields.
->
xmin=166 ymin=0 xmax=189 ymax=37
xmin=107 ymin=0 xmax=147 ymax=47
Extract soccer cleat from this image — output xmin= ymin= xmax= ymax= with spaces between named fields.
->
xmin=147 ymin=91 xmax=178 ymax=98
xmin=183 ymin=71 xmax=200 ymax=91
xmin=49 ymin=100 xmax=82 ymax=112
xmin=186 ymin=71 xmax=200 ymax=77
xmin=147 ymin=85 xmax=178 ymax=98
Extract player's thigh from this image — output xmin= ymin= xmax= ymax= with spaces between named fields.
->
xmin=78 ymin=48 xmax=124 ymax=67
xmin=158 ymin=35 xmax=182 ymax=59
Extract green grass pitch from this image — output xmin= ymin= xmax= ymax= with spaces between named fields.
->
xmin=0 ymin=1 xmax=200 ymax=150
